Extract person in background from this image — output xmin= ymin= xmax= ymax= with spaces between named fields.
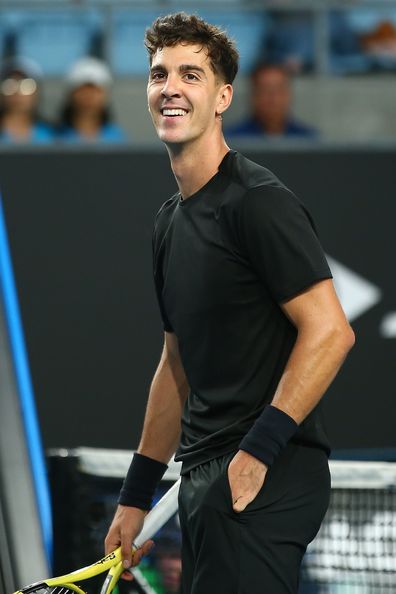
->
xmin=140 ymin=531 xmax=181 ymax=594
xmin=57 ymin=57 xmax=126 ymax=143
xmin=156 ymin=548 xmax=182 ymax=594
xmin=226 ymin=62 xmax=318 ymax=139
xmin=0 ymin=57 xmax=54 ymax=143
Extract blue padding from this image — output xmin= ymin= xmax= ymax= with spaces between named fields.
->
xmin=0 ymin=195 xmax=53 ymax=566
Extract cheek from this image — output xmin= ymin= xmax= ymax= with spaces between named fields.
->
xmin=147 ymin=84 xmax=160 ymax=101
xmin=14 ymin=94 xmax=37 ymax=109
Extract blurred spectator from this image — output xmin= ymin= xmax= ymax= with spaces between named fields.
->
xmin=330 ymin=10 xmax=396 ymax=74
xmin=0 ymin=56 xmax=54 ymax=143
xmin=154 ymin=531 xmax=181 ymax=594
xmin=226 ymin=63 xmax=317 ymax=139
xmin=360 ymin=20 xmax=396 ymax=63
xmin=57 ymin=57 xmax=126 ymax=143
xmin=156 ymin=550 xmax=182 ymax=594
xmin=139 ymin=527 xmax=182 ymax=594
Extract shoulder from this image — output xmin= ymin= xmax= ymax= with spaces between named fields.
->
xmin=153 ymin=194 xmax=179 ymax=237
xmin=152 ymin=194 xmax=180 ymax=256
xmin=32 ymin=122 xmax=55 ymax=141
xmin=101 ymin=123 xmax=127 ymax=141
xmin=219 ymin=152 xmax=314 ymax=229
xmin=217 ymin=152 xmax=301 ymax=241
xmin=224 ymin=118 xmax=262 ymax=137
xmin=286 ymin=119 xmax=318 ymax=138
xmin=56 ymin=125 xmax=76 ymax=140
xmin=220 ymin=151 xmax=290 ymax=207
xmin=242 ymin=184 xmax=309 ymax=223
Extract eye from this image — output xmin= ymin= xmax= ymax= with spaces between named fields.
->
xmin=151 ymin=71 xmax=166 ymax=81
xmin=184 ymin=72 xmax=199 ymax=81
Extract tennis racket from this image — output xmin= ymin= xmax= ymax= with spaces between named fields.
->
xmin=13 ymin=478 xmax=181 ymax=594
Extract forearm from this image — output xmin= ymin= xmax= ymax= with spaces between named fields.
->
xmin=137 ymin=336 xmax=189 ymax=463
xmin=271 ymin=323 xmax=354 ymax=424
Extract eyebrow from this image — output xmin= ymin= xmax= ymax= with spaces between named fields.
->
xmin=179 ymin=64 xmax=206 ymax=76
xmin=150 ymin=64 xmax=206 ymax=77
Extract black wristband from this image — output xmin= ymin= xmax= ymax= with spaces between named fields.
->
xmin=239 ymin=405 xmax=298 ymax=467
xmin=118 ymin=452 xmax=168 ymax=510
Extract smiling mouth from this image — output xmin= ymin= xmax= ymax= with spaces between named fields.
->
xmin=161 ymin=108 xmax=189 ymax=117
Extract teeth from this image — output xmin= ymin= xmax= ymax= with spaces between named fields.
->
xmin=162 ymin=109 xmax=187 ymax=116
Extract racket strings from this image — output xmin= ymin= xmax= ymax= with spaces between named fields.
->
xmin=25 ymin=587 xmax=78 ymax=594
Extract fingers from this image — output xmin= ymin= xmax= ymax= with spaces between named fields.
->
xmin=122 ymin=539 xmax=155 ymax=571
xmin=104 ymin=506 xmax=147 ymax=573
xmin=232 ymin=493 xmax=254 ymax=513
xmin=228 ymin=450 xmax=268 ymax=513
xmin=120 ymin=540 xmax=155 ymax=581
xmin=121 ymin=531 xmax=134 ymax=570
xmin=132 ymin=540 xmax=155 ymax=566
xmin=104 ymin=529 xmax=135 ymax=580
xmin=104 ymin=532 xmax=120 ymax=557
xmin=229 ymin=469 xmax=259 ymax=513
xmin=121 ymin=570 xmax=134 ymax=581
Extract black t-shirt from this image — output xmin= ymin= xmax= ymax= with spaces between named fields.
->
xmin=152 ymin=150 xmax=332 ymax=474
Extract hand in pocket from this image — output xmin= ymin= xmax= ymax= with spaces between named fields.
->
xmin=227 ymin=450 xmax=268 ymax=513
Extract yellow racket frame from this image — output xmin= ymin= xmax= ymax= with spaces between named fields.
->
xmin=14 ymin=477 xmax=181 ymax=594
xmin=14 ymin=545 xmax=132 ymax=594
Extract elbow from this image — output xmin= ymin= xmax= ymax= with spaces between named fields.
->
xmin=333 ymin=321 xmax=355 ymax=357
xmin=346 ymin=324 xmax=356 ymax=352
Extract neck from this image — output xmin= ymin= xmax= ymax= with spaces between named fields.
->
xmin=166 ymin=133 xmax=230 ymax=199
xmin=72 ymin=112 xmax=102 ymax=136
xmin=258 ymin=115 xmax=287 ymax=135
xmin=2 ymin=111 xmax=33 ymax=139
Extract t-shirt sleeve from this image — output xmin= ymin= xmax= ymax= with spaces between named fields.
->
xmin=153 ymin=275 xmax=174 ymax=332
xmin=152 ymin=224 xmax=174 ymax=333
xmin=239 ymin=186 xmax=332 ymax=302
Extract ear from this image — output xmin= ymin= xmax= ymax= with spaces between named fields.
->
xmin=216 ymin=83 xmax=233 ymax=116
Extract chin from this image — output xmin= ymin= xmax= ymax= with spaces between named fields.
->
xmin=158 ymin=130 xmax=189 ymax=144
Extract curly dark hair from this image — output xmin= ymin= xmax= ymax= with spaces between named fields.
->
xmin=145 ymin=12 xmax=239 ymax=84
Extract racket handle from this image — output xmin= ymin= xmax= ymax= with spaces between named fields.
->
xmin=134 ymin=478 xmax=181 ymax=547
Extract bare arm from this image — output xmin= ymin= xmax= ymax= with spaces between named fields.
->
xmin=272 ymin=278 xmax=355 ymax=420
xmin=105 ymin=332 xmax=189 ymax=571
xmin=229 ymin=279 xmax=355 ymax=512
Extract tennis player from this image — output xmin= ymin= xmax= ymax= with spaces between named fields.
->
xmin=105 ymin=13 xmax=355 ymax=594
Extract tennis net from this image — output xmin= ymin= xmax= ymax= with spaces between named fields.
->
xmin=48 ymin=449 xmax=396 ymax=594
xmin=300 ymin=460 xmax=396 ymax=593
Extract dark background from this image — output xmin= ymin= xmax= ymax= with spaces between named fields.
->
xmin=0 ymin=147 xmax=393 ymax=450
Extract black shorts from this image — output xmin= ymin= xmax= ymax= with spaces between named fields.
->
xmin=178 ymin=442 xmax=330 ymax=594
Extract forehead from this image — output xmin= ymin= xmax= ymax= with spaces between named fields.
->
xmin=151 ymin=43 xmax=211 ymax=70
xmin=255 ymin=68 xmax=288 ymax=87
xmin=5 ymin=70 xmax=26 ymax=79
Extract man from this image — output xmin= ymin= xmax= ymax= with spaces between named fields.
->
xmin=226 ymin=63 xmax=317 ymax=138
xmin=105 ymin=13 xmax=355 ymax=594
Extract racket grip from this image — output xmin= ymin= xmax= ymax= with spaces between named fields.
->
xmin=133 ymin=478 xmax=180 ymax=547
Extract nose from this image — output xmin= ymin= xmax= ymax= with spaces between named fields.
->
xmin=160 ymin=73 xmax=182 ymax=99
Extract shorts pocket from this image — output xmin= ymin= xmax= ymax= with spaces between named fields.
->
xmin=224 ymin=454 xmax=271 ymax=515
